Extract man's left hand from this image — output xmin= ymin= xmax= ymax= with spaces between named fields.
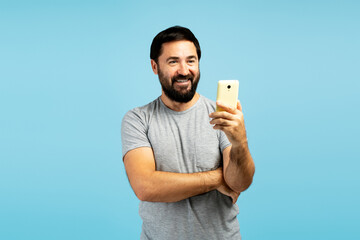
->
xmin=209 ymin=100 xmax=247 ymax=146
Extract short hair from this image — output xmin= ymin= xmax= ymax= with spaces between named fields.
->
xmin=150 ymin=26 xmax=201 ymax=62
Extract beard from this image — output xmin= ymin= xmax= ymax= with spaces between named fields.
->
xmin=158 ymin=68 xmax=200 ymax=103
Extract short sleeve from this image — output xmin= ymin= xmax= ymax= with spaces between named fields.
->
xmin=201 ymin=96 xmax=232 ymax=153
xmin=121 ymin=109 xmax=151 ymax=158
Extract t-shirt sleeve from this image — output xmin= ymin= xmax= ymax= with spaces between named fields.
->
xmin=204 ymin=97 xmax=232 ymax=153
xmin=121 ymin=109 xmax=151 ymax=158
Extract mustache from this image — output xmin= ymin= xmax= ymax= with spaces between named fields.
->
xmin=172 ymin=74 xmax=194 ymax=83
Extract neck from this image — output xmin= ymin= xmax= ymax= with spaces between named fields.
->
xmin=161 ymin=92 xmax=200 ymax=112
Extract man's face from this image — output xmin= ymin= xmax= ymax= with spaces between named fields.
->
xmin=153 ymin=40 xmax=200 ymax=103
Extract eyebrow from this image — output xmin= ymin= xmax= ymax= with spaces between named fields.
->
xmin=187 ymin=55 xmax=197 ymax=60
xmin=166 ymin=56 xmax=179 ymax=62
xmin=166 ymin=55 xmax=197 ymax=62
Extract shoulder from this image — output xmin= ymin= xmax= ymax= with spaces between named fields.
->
xmin=122 ymin=97 xmax=161 ymax=129
xmin=198 ymin=95 xmax=216 ymax=113
xmin=123 ymin=98 xmax=160 ymax=121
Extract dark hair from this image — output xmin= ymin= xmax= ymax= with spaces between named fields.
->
xmin=150 ymin=26 xmax=201 ymax=62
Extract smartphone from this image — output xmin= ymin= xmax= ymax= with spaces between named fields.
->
xmin=216 ymin=80 xmax=239 ymax=112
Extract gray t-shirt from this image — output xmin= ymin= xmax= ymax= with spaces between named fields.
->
xmin=121 ymin=95 xmax=241 ymax=240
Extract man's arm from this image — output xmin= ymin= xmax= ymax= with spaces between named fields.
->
xmin=124 ymin=147 xmax=237 ymax=203
xmin=209 ymin=100 xmax=255 ymax=193
xmin=222 ymin=143 xmax=255 ymax=192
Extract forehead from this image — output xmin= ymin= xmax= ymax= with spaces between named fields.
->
xmin=159 ymin=40 xmax=197 ymax=59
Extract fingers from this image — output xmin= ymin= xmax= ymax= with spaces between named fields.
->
xmin=216 ymin=101 xmax=237 ymax=114
xmin=209 ymin=111 xmax=242 ymax=126
xmin=209 ymin=110 xmax=240 ymax=121
xmin=209 ymin=112 xmax=243 ymax=132
xmin=217 ymin=183 xmax=240 ymax=204
xmin=231 ymin=194 xmax=237 ymax=204
xmin=231 ymin=192 xmax=240 ymax=204
xmin=237 ymin=100 xmax=242 ymax=112
xmin=215 ymin=100 xmax=243 ymax=113
xmin=209 ymin=117 xmax=233 ymax=126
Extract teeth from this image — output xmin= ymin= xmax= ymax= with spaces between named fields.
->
xmin=176 ymin=79 xmax=188 ymax=83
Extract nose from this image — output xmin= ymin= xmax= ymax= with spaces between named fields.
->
xmin=177 ymin=62 xmax=190 ymax=76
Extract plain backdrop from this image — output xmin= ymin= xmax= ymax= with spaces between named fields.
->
xmin=1 ymin=0 xmax=359 ymax=239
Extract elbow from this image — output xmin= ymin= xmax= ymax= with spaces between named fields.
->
xmin=128 ymin=173 xmax=157 ymax=202
xmin=225 ymin=169 xmax=255 ymax=193
xmin=134 ymin=190 xmax=147 ymax=201
xmin=226 ymin=177 xmax=253 ymax=193
xmin=134 ymin=185 xmax=154 ymax=202
xmin=238 ymin=177 xmax=254 ymax=192
xmin=130 ymin=178 xmax=153 ymax=201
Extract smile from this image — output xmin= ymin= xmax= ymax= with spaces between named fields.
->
xmin=175 ymin=79 xmax=190 ymax=83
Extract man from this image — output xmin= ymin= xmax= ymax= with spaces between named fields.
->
xmin=121 ymin=26 xmax=255 ymax=239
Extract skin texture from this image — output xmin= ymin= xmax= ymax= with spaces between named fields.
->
xmin=123 ymin=40 xmax=254 ymax=204
xmin=151 ymin=40 xmax=200 ymax=112
xmin=210 ymin=100 xmax=255 ymax=193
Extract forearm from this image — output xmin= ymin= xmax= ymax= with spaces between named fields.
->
xmin=133 ymin=168 xmax=223 ymax=202
xmin=224 ymin=143 xmax=255 ymax=192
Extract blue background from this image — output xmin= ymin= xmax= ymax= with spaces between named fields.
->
xmin=1 ymin=0 xmax=359 ymax=239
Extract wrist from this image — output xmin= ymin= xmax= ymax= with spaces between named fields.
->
xmin=202 ymin=168 xmax=223 ymax=191
xmin=213 ymin=168 xmax=224 ymax=188
xmin=231 ymin=138 xmax=248 ymax=151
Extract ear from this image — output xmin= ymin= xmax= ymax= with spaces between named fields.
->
xmin=151 ymin=59 xmax=158 ymax=75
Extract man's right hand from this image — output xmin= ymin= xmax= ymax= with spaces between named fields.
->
xmin=216 ymin=169 xmax=240 ymax=204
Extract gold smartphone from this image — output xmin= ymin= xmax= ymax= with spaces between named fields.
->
xmin=216 ymin=80 xmax=239 ymax=112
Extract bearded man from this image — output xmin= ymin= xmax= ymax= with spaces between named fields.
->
xmin=121 ymin=26 xmax=255 ymax=240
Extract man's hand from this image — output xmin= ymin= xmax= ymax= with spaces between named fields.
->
xmin=209 ymin=100 xmax=247 ymax=146
xmin=217 ymin=181 xmax=240 ymax=204
xmin=209 ymin=100 xmax=255 ymax=193
xmin=214 ymin=167 xmax=240 ymax=204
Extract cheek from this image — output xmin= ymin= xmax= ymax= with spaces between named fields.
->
xmin=190 ymin=67 xmax=199 ymax=76
xmin=168 ymin=69 xmax=178 ymax=78
xmin=159 ymin=70 xmax=174 ymax=84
